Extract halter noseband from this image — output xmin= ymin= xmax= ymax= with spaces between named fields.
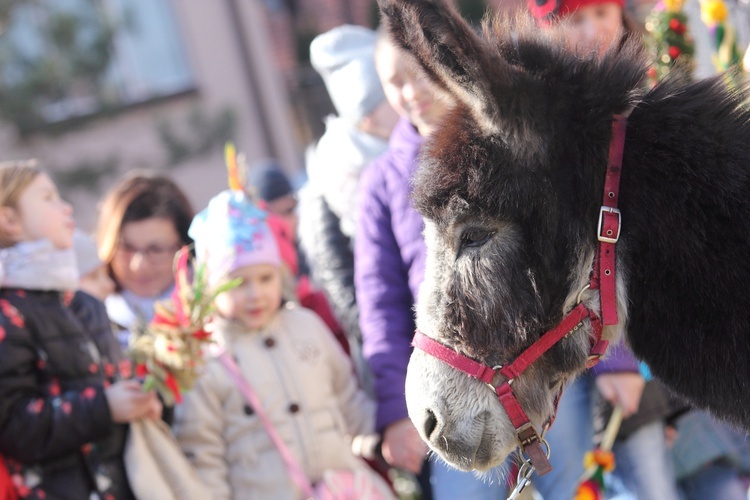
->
xmin=412 ymin=114 xmax=628 ymax=476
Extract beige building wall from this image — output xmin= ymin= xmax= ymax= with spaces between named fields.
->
xmin=0 ymin=1 xmax=300 ymax=232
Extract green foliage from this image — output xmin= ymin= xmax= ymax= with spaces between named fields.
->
xmin=645 ymin=8 xmax=695 ymax=83
xmin=130 ymin=253 xmax=242 ymax=406
xmin=157 ymin=105 xmax=238 ymax=168
xmin=54 ymin=155 xmax=119 ymax=193
xmin=0 ymin=0 xmax=117 ymax=133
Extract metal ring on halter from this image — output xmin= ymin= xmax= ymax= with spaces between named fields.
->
xmin=521 ymin=437 xmax=552 ymax=462
xmin=576 ymin=284 xmax=591 ymax=304
xmin=484 ymin=365 xmax=505 ymax=392
xmin=540 ymin=438 xmax=551 ymax=460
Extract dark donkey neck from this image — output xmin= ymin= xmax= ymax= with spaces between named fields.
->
xmin=617 ymin=77 xmax=750 ymax=428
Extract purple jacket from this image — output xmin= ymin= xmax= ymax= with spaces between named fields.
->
xmin=355 ymin=118 xmax=426 ymax=432
xmin=592 ymin=341 xmax=640 ymax=375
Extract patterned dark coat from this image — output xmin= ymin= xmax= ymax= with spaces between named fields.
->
xmin=0 ymin=289 xmax=133 ymax=499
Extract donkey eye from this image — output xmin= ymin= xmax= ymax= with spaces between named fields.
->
xmin=460 ymin=229 xmax=494 ymax=248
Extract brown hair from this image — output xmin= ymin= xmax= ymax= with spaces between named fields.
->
xmin=96 ymin=171 xmax=194 ymax=266
xmin=0 ymin=160 xmax=41 ymax=248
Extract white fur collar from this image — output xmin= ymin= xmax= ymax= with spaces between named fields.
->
xmin=0 ymin=239 xmax=78 ymax=291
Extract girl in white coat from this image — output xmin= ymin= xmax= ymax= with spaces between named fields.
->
xmin=174 ymin=186 xmax=388 ymax=499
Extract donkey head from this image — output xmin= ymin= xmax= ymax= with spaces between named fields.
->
xmin=378 ymin=0 xmax=647 ymax=470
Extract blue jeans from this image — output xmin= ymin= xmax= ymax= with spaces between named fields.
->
xmin=612 ymin=420 xmax=680 ymax=500
xmin=533 ymin=374 xmax=680 ymax=500
xmin=533 ymin=374 xmax=596 ymax=500
xmin=430 ymin=456 xmax=508 ymax=499
xmin=678 ymin=461 xmax=748 ymax=500
xmin=672 ymin=409 xmax=750 ymax=499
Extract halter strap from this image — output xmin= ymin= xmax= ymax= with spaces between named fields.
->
xmin=594 ymin=114 xmax=627 ymax=325
xmin=413 ymin=302 xmax=604 ymax=476
xmin=412 ymin=113 xmax=627 ymax=476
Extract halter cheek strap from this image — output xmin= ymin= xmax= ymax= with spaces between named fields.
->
xmin=595 ymin=114 xmax=627 ymax=325
xmin=412 ymin=114 xmax=627 ymax=475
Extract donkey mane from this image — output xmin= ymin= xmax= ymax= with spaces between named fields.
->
xmin=382 ymin=0 xmax=750 ymax=427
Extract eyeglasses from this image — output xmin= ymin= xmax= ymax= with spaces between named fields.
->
xmin=114 ymin=241 xmax=181 ymax=264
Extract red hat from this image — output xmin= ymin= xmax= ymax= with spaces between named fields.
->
xmin=528 ymin=0 xmax=626 ymax=23
xmin=260 ymin=204 xmax=299 ymax=277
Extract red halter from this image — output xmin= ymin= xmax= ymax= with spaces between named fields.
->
xmin=412 ymin=114 xmax=628 ymax=475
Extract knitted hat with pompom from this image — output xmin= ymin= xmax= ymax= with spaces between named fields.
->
xmin=188 ymin=190 xmax=281 ymax=284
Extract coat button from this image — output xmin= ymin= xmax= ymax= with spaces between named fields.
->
xmin=244 ymin=404 xmax=254 ymax=416
xmin=264 ymin=337 xmax=276 ymax=348
xmin=288 ymin=403 xmax=300 ymax=413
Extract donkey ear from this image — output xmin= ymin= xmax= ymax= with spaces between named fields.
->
xmin=378 ymin=0 xmax=515 ymax=136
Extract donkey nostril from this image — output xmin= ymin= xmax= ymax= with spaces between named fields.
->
xmin=424 ymin=409 xmax=438 ymax=439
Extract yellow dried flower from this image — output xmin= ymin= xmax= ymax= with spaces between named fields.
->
xmin=663 ymin=0 xmax=684 ymax=12
xmin=701 ymin=0 xmax=728 ymax=25
xmin=154 ymin=335 xmax=186 ymax=370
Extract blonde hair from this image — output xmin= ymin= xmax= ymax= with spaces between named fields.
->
xmin=0 ymin=160 xmax=41 ymax=248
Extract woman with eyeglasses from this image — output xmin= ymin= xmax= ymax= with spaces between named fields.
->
xmin=96 ymin=172 xmax=194 ymax=349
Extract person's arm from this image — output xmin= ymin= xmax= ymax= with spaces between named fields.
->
xmin=0 ymin=312 xmax=114 ymax=462
xmin=592 ymin=342 xmax=645 ymax=418
xmin=355 ymin=165 xmax=415 ymax=433
xmin=355 ymin=164 xmax=427 ymax=473
xmin=173 ymin=364 xmax=231 ymax=500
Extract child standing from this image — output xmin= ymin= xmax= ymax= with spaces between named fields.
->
xmin=173 ymin=185 xmax=389 ymax=499
xmin=0 ymin=162 xmax=160 ymax=499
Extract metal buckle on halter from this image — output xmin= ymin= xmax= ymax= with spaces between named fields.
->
xmin=514 ymin=422 xmax=542 ymax=449
xmin=597 ymin=206 xmax=621 ymax=244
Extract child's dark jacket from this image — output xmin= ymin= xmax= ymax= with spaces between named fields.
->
xmin=0 ymin=289 xmax=133 ymax=499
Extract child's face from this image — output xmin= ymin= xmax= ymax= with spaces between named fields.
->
xmin=214 ymin=263 xmax=283 ymax=331
xmin=376 ymin=40 xmax=448 ymax=137
xmin=558 ymin=2 xmax=624 ymax=58
xmin=80 ymin=265 xmax=116 ymax=302
xmin=15 ymin=173 xmax=75 ymax=249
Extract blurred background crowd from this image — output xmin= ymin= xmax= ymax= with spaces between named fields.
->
xmin=0 ymin=0 xmax=749 ymax=499
xmin=0 ymin=0 xmax=746 ymax=230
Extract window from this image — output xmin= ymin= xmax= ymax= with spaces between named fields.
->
xmin=0 ymin=0 xmax=194 ymax=132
